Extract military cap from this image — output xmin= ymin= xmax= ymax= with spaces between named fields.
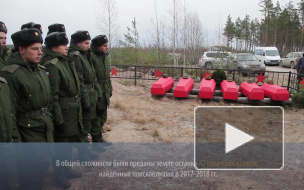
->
xmin=11 ymin=28 xmax=43 ymax=50
xmin=92 ymin=35 xmax=108 ymax=47
xmin=21 ymin=22 xmax=43 ymax=34
xmin=45 ymin=32 xmax=69 ymax=48
xmin=47 ymin=23 xmax=66 ymax=35
xmin=71 ymin=30 xmax=91 ymax=43
xmin=0 ymin=21 xmax=7 ymax=34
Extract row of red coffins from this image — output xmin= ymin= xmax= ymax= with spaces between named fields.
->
xmin=150 ymin=77 xmax=194 ymax=97
xmin=239 ymin=82 xmax=290 ymax=101
xmin=199 ymin=78 xmax=239 ymax=100
xmin=151 ymin=77 xmax=290 ymax=101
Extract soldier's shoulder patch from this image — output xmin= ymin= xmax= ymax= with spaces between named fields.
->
xmin=4 ymin=64 xmax=20 ymax=74
xmin=73 ymin=51 xmax=80 ymax=56
xmin=0 ymin=77 xmax=7 ymax=83
xmin=50 ymin=58 xmax=59 ymax=65
xmin=38 ymin=64 xmax=47 ymax=70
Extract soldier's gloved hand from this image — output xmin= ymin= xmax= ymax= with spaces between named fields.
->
xmin=110 ymin=91 xmax=112 ymax=97
xmin=82 ymin=106 xmax=91 ymax=113
xmin=54 ymin=123 xmax=65 ymax=135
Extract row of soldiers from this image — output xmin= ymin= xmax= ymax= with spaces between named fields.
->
xmin=0 ymin=21 xmax=113 ymax=189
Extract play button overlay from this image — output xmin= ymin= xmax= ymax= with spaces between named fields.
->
xmin=194 ymin=106 xmax=284 ymax=170
xmin=225 ymin=123 xmax=254 ymax=154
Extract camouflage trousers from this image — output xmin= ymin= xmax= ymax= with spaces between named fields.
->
xmin=98 ymin=109 xmax=108 ymax=134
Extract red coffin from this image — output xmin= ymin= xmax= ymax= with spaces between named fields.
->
xmin=173 ymin=78 xmax=194 ymax=98
xmin=199 ymin=79 xmax=216 ymax=99
xmin=151 ymin=77 xmax=174 ymax=95
xmin=261 ymin=83 xmax=290 ymax=101
xmin=221 ymin=80 xmax=239 ymax=100
xmin=239 ymin=82 xmax=264 ymax=100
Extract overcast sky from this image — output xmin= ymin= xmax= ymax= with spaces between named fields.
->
xmin=0 ymin=0 xmax=300 ymax=46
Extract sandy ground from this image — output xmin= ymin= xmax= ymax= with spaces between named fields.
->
xmin=43 ymin=79 xmax=304 ymax=190
xmin=105 ymin=79 xmax=303 ymax=144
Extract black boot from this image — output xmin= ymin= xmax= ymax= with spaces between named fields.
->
xmin=98 ymin=133 xmax=107 ymax=143
xmin=54 ymin=174 xmax=71 ymax=189
xmin=92 ymin=135 xmax=106 ymax=152
xmin=91 ymin=135 xmax=100 ymax=143
xmin=99 ymin=133 xmax=112 ymax=146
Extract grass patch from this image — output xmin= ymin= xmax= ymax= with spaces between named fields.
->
xmin=152 ymin=129 xmax=160 ymax=137
xmin=120 ymin=79 xmax=134 ymax=86
xmin=292 ymin=90 xmax=304 ymax=108
xmin=104 ymin=125 xmax=112 ymax=132
xmin=135 ymin=125 xmax=149 ymax=131
xmin=133 ymin=117 xmax=147 ymax=125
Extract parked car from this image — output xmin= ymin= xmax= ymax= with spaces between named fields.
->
xmin=254 ymin=47 xmax=282 ymax=66
xmin=198 ymin=51 xmax=232 ymax=69
xmin=233 ymin=53 xmax=266 ymax=76
xmin=281 ymin=52 xmax=304 ymax=68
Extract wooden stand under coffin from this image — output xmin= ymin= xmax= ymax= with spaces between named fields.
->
xmin=198 ymin=78 xmax=216 ymax=99
xmin=221 ymin=80 xmax=239 ymax=100
xmin=173 ymin=78 xmax=194 ymax=98
xmin=151 ymin=77 xmax=174 ymax=95
xmin=239 ymin=82 xmax=264 ymax=100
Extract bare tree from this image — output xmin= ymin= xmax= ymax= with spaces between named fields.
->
xmin=167 ymin=0 xmax=183 ymax=67
xmin=95 ymin=0 xmax=119 ymax=51
xmin=186 ymin=11 xmax=204 ymax=64
xmin=216 ymin=16 xmax=223 ymax=46
xmin=182 ymin=0 xmax=188 ymax=66
xmin=150 ymin=0 xmax=163 ymax=65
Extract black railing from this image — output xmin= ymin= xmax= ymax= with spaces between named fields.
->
xmin=110 ymin=65 xmax=304 ymax=92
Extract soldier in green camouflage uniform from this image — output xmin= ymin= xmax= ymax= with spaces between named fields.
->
xmin=91 ymin=35 xmax=113 ymax=143
xmin=0 ymin=78 xmax=20 ymax=144
xmin=0 ymin=21 xmax=9 ymax=70
xmin=0 ymin=28 xmax=53 ymax=190
xmin=41 ymin=31 xmax=82 ymax=189
xmin=0 ymin=47 xmax=20 ymax=189
xmin=69 ymin=30 xmax=103 ymax=157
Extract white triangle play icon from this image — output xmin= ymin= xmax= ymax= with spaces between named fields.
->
xmin=225 ymin=123 xmax=254 ymax=154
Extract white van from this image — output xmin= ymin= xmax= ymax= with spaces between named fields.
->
xmin=254 ymin=47 xmax=282 ymax=66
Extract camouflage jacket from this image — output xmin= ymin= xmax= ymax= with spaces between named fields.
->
xmin=0 ymin=76 xmax=20 ymax=142
xmin=69 ymin=41 xmax=102 ymax=119
xmin=90 ymin=44 xmax=112 ymax=109
xmin=0 ymin=52 xmax=53 ymax=142
xmin=41 ymin=47 xmax=83 ymax=137
xmin=0 ymin=47 xmax=10 ymax=70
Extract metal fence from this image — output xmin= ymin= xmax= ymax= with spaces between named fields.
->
xmin=111 ymin=65 xmax=304 ymax=91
